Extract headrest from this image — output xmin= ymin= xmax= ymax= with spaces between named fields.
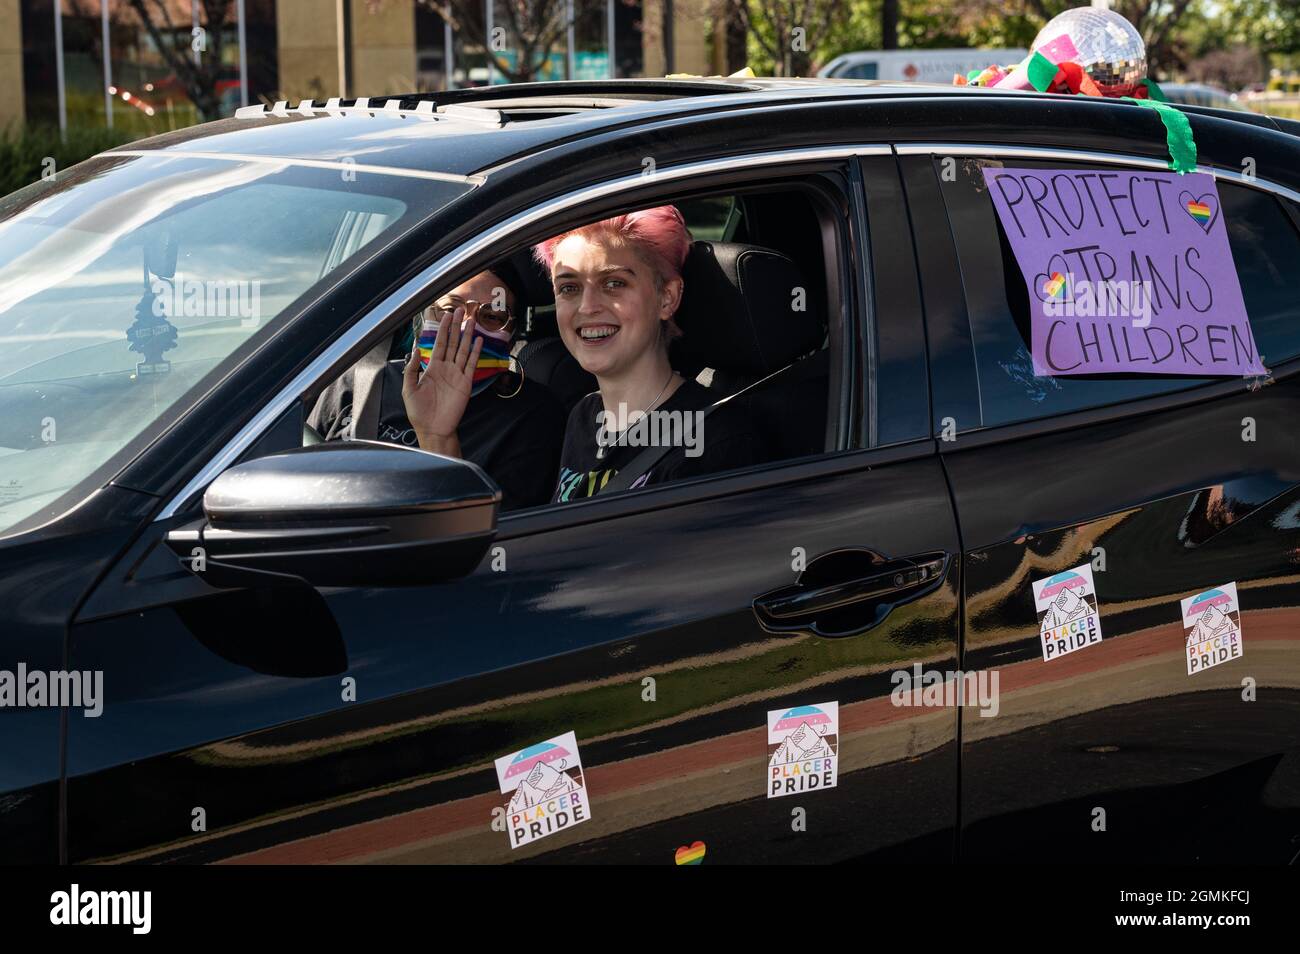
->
xmin=671 ymin=241 xmax=824 ymax=378
xmin=495 ymin=245 xmax=554 ymax=310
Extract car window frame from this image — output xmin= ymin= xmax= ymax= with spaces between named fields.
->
xmin=897 ymin=141 xmax=1300 ymax=451
xmin=329 ymin=168 xmax=861 ymax=518
xmin=156 ymin=144 xmax=914 ymax=527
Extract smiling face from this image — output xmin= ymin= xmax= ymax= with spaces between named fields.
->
xmin=551 ymin=235 xmax=682 ymax=380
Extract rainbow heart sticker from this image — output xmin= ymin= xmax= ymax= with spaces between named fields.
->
xmin=1179 ymin=191 xmax=1219 ymax=233
xmin=674 ymin=841 xmax=706 ymax=865
xmin=1042 ymin=271 xmax=1068 ymax=300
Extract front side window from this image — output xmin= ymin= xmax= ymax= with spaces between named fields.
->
xmin=0 ymin=153 xmax=468 ymax=538
xmin=303 ymin=180 xmax=850 ymax=513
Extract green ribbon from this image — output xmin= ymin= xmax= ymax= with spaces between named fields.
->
xmin=1123 ymin=95 xmax=1197 ymax=174
xmin=1025 ymin=50 xmax=1058 ymax=92
xmin=1140 ymin=78 xmax=1168 ymax=102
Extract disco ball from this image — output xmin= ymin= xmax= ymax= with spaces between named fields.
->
xmin=1032 ymin=6 xmax=1147 ymax=90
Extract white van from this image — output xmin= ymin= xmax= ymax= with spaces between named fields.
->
xmin=818 ymin=48 xmax=1029 ymax=84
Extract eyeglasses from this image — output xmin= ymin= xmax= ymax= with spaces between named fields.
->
xmin=419 ymin=297 xmax=516 ymax=335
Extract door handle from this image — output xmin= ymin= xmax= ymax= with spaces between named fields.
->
xmin=752 ymin=550 xmax=949 ymax=638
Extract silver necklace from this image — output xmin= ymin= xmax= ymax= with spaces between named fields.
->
xmin=596 ymin=368 xmax=678 ymax=460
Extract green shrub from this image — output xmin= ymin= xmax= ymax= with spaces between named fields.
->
xmin=0 ymin=124 xmax=139 ymax=197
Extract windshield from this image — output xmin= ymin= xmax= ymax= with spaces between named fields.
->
xmin=0 ymin=152 xmax=470 ymax=538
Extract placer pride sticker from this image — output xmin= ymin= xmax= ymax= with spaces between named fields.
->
xmin=495 ymin=730 xmax=590 ymax=849
xmin=767 ymin=702 xmax=838 ymax=799
xmin=1032 ymin=564 xmax=1104 ymax=661
xmin=1181 ymin=582 xmax=1244 ymax=675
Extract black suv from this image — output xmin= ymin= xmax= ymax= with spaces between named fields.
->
xmin=2 ymin=78 xmax=1298 ymax=864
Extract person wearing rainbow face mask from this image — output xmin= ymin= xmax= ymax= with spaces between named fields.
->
xmin=308 ymin=265 xmax=564 ymax=511
xmin=402 ymin=270 xmax=523 ymax=458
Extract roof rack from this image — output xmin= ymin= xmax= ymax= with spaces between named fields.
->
xmin=235 ymin=96 xmax=506 ymax=125
xmin=234 ymin=79 xmax=760 ymax=122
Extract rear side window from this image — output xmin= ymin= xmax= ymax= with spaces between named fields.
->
xmin=937 ymin=156 xmax=1300 ymax=429
xmin=1221 ymin=187 xmax=1300 ymax=370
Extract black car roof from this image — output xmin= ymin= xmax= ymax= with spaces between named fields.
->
xmin=105 ymin=77 xmax=1300 ymax=180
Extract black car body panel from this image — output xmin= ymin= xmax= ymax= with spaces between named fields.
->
xmin=68 ymin=452 xmax=961 ymax=863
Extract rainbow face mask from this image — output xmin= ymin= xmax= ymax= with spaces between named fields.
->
xmin=417 ymin=318 xmax=514 ymax=395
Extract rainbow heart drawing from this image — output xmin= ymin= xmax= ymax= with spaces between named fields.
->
xmin=1179 ymin=191 xmax=1219 ymax=233
xmin=1042 ymin=271 xmax=1068 ymax=300
xmin=674 ymin=841 xmax=706 ymax=865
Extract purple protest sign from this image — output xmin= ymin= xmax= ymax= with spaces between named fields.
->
xmin=982 ymin=166 xmax=1266 ymax=377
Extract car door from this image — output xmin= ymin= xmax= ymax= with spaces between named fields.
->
xmin=902 ymin=145 xmax=1300 ymax=862
xmin=66 ymin=150 xmax=962 ymax=864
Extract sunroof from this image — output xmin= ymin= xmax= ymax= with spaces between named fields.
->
xmin=428 ymin=79 xmax=763 ymax=106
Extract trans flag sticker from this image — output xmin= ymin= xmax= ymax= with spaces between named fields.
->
xmin=1032 ymin=564 xmax=1104 ymax=662
xmin=767 ymin=702 xmax=839 ymax=799
xmin=1181 ymin=583 xmax=1244 ymax=676
xmin=495 ymin=730 xmax=591 ymax=850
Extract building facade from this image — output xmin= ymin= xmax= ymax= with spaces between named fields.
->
xmin=8 ymin=0 xmax=726 ymax=135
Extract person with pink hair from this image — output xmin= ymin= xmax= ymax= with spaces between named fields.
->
xmin=535 ymin=205 xmax=758 ymax=502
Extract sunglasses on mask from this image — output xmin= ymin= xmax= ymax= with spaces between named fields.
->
xmin=423 ymin=297 xmax=515 ymax=335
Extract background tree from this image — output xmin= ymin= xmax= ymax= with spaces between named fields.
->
xmin=125 ymin=0 xmax=232 ymax=121
xmin=1185 ymin=0 xmax=1300 ymax=73
xmin=1185 ymin=45 xmax=1268 ymax=89
xmin=816 ymin=1 xmax=1209 ymax=79
xmin=882 ymin=0 xmax=898 ymax=49
xmin=732 ymin=0 xmax=850 ymax=75
xmin=369 ymin=0 xmax=591 ymax=84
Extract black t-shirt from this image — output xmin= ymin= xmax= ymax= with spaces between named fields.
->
xmin=553 ymin=378 xmax=759 ymax=503
xmin=309 ymin=359 xmax=564 ymax=512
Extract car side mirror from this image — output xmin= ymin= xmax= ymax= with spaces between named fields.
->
xmin=166 ymin=441 xmax=499 ymax=589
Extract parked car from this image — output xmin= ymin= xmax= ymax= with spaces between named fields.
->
xmin=1160 ymin=82 xmax=1248 ymax=111
xmin=2 ymin=77 xmax=1300 ymax=864
xmin=818 ymin=48 xmax=1028 ymax=82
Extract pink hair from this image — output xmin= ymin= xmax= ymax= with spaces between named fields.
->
xmin=532 ymin=205 xmax=692 ymax=287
